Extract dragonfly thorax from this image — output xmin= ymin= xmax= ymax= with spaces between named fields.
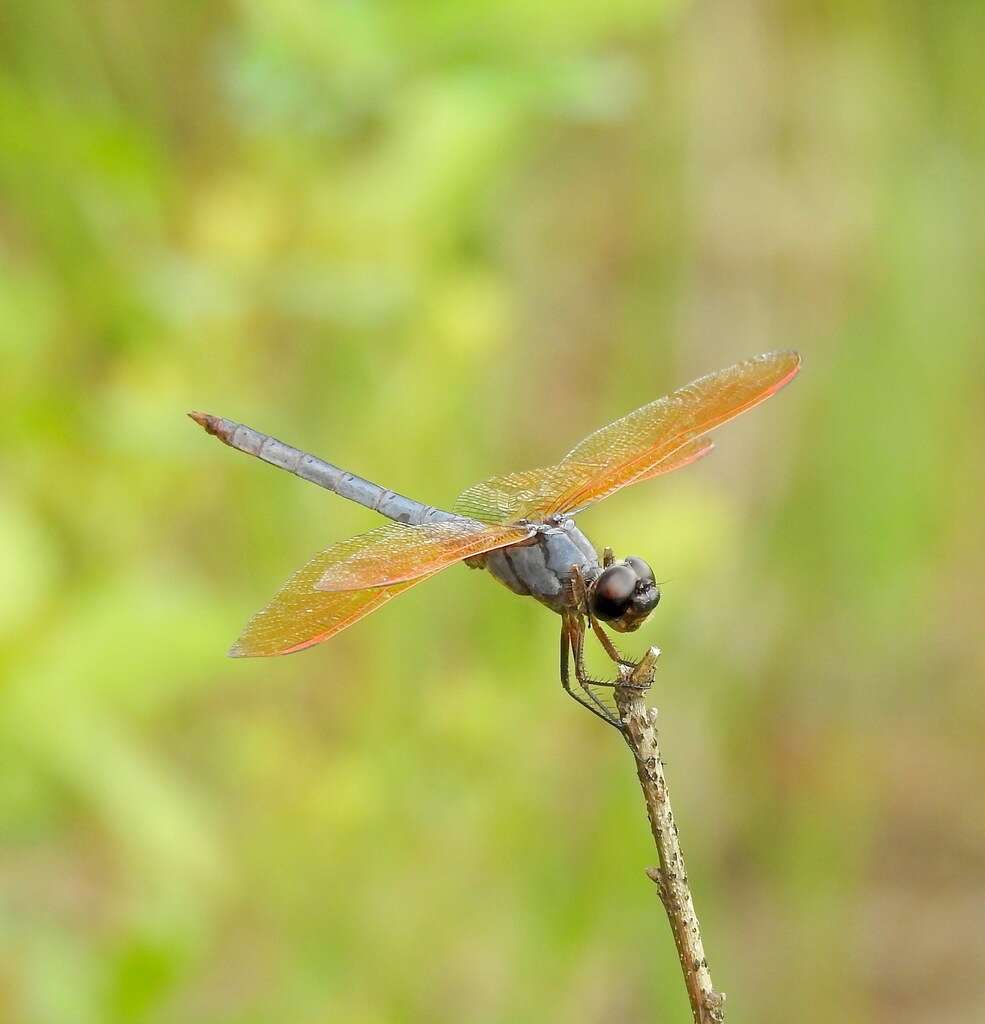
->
xmin=482 ymin=518 xmax=600 ymax=614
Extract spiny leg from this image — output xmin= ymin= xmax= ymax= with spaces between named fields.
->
xmin=560 ymin=616 xmax=622 ymax=728
xmin=571 ymin=613 xmax=649 ymax=701
xmin=593 ymin=619 xmax=636 ymax=668
xmin=570 ymin=618 xmax=639 ymax=692
xmin=568 ymin=617 xmax=641 ymax=728
xmin=560 ymin=616 xmax=615 ymax=725
xmin=569 ymin=564 xmax=637 ymax=669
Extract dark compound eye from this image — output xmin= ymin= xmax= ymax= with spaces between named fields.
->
xmin=590 ymin=564 xmax=637 ymax=621
xmin=625 ymin=556 xmax=655 ymax=586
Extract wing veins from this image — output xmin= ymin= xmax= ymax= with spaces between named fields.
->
xmin=454 ymin=351 xmax=800 ymax=523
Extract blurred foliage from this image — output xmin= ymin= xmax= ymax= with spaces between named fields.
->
xmin=1 ymin=2 xmax=984 ymax=1023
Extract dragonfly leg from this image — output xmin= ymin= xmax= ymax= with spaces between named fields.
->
xmin=560 ymin=616 xmax=624 ymax=729
xmin=571 ymin=619 xmax=646 ymax=692
xmin=592 ymin=621 xmax=637 ymax=668
xmin=566 ymin=616 xmax=651 ymax=728
xmin=572 ymin=616 xmax=649 ymax=702
xmin=569 ymin=564 xmax=638 ymax=669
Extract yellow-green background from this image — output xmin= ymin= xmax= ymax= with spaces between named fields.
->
xmin=2 ymin=3 xmax=983 ymax=1023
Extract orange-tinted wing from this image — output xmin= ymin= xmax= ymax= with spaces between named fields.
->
xmin=229 ymin=519 xmax=532 ymax=657
xmin=453 ymin=439 xmax=713 ymax=523
xmin=454 ymin=351 xmax=799 ymax=523
xmin=629 ymin=436 xmax=714 ymax=484
xmin=314 ymin=520 xmax=534 ymax=592
xmin=231 ymin=575 xmax=431 ymax=657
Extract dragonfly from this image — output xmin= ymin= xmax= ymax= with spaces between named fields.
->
xmin=191 ymin=350 xmax=800 ymax=727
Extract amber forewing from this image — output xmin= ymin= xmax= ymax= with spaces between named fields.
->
xmin=314 ymin=520 xmax=534 ymax=592
xmin=454 ymin=351 xmax=799 ymax=523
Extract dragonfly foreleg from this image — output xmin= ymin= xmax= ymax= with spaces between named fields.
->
xmin=569 ymin=564 xmax=638 ymax=669
xmin=592 ymin=621 xmax=637 ymax=668
xmin=570 ymin=617 xmax=647 ymax=695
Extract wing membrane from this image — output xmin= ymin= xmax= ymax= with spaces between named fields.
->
xmin=314 ymin=520 xmax=533 ymax=592
xmin=629 ymin=436 xmax=714 ymax=484
xmin=230 ymin=573 xmax=432 ymax=657
xmin=454 ymin=351 xmax=799 ymax=523
xmin=229 ymin=519 xmax=531 ymax=657
xmin=454 ymin=465 xmax=559 ymax=526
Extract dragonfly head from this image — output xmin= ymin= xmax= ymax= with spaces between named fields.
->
xmin=588 ymin=556 xmax=660 ymax=633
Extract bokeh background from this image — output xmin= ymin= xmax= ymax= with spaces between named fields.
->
xmin=2 ymin=2 xmax=983 ymax=1022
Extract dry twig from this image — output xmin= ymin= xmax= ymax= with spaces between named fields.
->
xmin=614 ymin=648 xmax=726 ymax=1024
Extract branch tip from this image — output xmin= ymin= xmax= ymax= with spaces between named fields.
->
xmin=615 ymin=651 xmax=722 ymax=1022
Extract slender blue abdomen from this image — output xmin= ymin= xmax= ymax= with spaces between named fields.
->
xmin=191 ymin=413 xmax=461 ymax=526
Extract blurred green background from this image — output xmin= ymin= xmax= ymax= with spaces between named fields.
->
xmin=2 ymin=2 xmax=983 ymax=1023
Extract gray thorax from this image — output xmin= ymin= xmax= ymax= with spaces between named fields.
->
xmin=483 ymin=519 xmax=600 ymax=614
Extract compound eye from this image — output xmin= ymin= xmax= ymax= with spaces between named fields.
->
xmin=590 ymin=564 xmax=636 ymax=621
xmin=625 ymin=556 xmax=655 ymax=586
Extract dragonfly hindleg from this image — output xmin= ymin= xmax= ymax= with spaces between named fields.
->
xmin=560 ymin=616 xmax=624 ymax=729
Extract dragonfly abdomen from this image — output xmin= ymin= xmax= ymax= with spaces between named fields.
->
xmin=189 ymin=413 xmax=461 ymax=526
